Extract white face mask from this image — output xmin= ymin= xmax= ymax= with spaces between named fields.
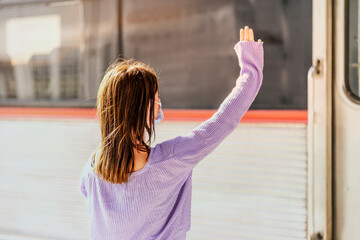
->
xmin=155 ymin=107 xmax=164 ymax=125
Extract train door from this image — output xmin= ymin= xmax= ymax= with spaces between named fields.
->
xmin=309 ymin=0 xmax=360 ymax=239
xmin=333 ymin=0 xmax=360 ymax=239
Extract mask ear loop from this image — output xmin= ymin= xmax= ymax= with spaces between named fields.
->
xmin=151 ymin=99 xmax=161 ymax=108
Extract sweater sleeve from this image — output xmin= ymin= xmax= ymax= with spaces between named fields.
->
xmin=167 ymin=41 xmax=264 ymax=173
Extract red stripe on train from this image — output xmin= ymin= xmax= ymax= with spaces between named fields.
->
xmin=0 ymin=107 xmax=307 ymax=123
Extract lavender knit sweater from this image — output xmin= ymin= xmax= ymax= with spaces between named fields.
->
xmin=79 ymin=41 xmax=264 ymax=240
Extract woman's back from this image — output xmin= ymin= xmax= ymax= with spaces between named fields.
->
xmin=83 ymin=143 xmax=192 ymax=239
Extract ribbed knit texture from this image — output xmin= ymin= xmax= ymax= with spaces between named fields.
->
xmin=79 ymin=41 xmax=264 ymax=240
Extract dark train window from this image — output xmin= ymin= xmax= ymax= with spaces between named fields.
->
xmin=0 ymin=0 xmax=311 ymax=109
xmin=346 ymin=0 xmax=360 ymax=101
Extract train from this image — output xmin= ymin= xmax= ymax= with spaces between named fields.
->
xmin=0 ymin=0 xmax=358 ymax=239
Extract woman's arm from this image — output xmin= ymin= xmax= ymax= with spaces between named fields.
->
xmin=152 ymin=27 xmax=264 ymax=174
xmin=172 ymin=41 xmax=263 ymax=169
xmin=172 ymin=41 xmax=263 ymax=162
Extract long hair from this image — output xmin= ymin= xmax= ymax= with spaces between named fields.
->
xmin=91 ymin=58 xmax=159 ymax=184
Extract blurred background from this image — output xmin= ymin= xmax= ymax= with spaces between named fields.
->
xmin=0 ymin=0 xmax=314 ymax=240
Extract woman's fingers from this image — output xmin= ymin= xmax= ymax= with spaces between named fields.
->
xmin=239 ymin=26 xmax=262 ymax=43
xmin=249 ymin=28 xmax=254 ymax=41
xmin=240 ymin=28 xmax=244 ymax=41
xmin=245 ymin=26 xmax=249 ymax=41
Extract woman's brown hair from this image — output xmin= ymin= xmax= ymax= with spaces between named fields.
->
xmin=91 ymin=58 xmax=159 ymax=184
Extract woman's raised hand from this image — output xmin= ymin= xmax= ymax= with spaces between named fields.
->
xmin=240 ymin=26 xmax=262 ymax=43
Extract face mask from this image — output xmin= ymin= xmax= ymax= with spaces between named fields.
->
xmin=155 ymin=107 xmax=164 ymax=125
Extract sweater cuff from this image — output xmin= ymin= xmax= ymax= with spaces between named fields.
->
xmin=234 ymin=41 xmax=264 ymax=70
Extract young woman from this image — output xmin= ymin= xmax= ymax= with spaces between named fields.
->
xmin=79 ymin=26 xmax=263 ymax=240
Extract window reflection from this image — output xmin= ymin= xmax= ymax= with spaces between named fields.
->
xmin=0 ymin=5 xmax=80 ymax=103
xmin=0 ymin=0 xmax=119 ymax=107
xmin=6 ymin=15 xmax=61 ymax=65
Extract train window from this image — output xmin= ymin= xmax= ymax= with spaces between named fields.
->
xmin=0 ymin=1 xmax=119 ymax=107
xmin=346 ymin=0 xmax=360 ymax=100
xmin=0 ymin=1 xmax=311 ymax=109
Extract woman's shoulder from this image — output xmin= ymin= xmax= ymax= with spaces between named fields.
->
xmin=149 ymin=138 xmax=176 ymax=164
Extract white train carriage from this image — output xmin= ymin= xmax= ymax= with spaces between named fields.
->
xmin=0 ymin=108 xmax=307 ymax=240
xmin=0 ymin=0 xmax=358 ymax=240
